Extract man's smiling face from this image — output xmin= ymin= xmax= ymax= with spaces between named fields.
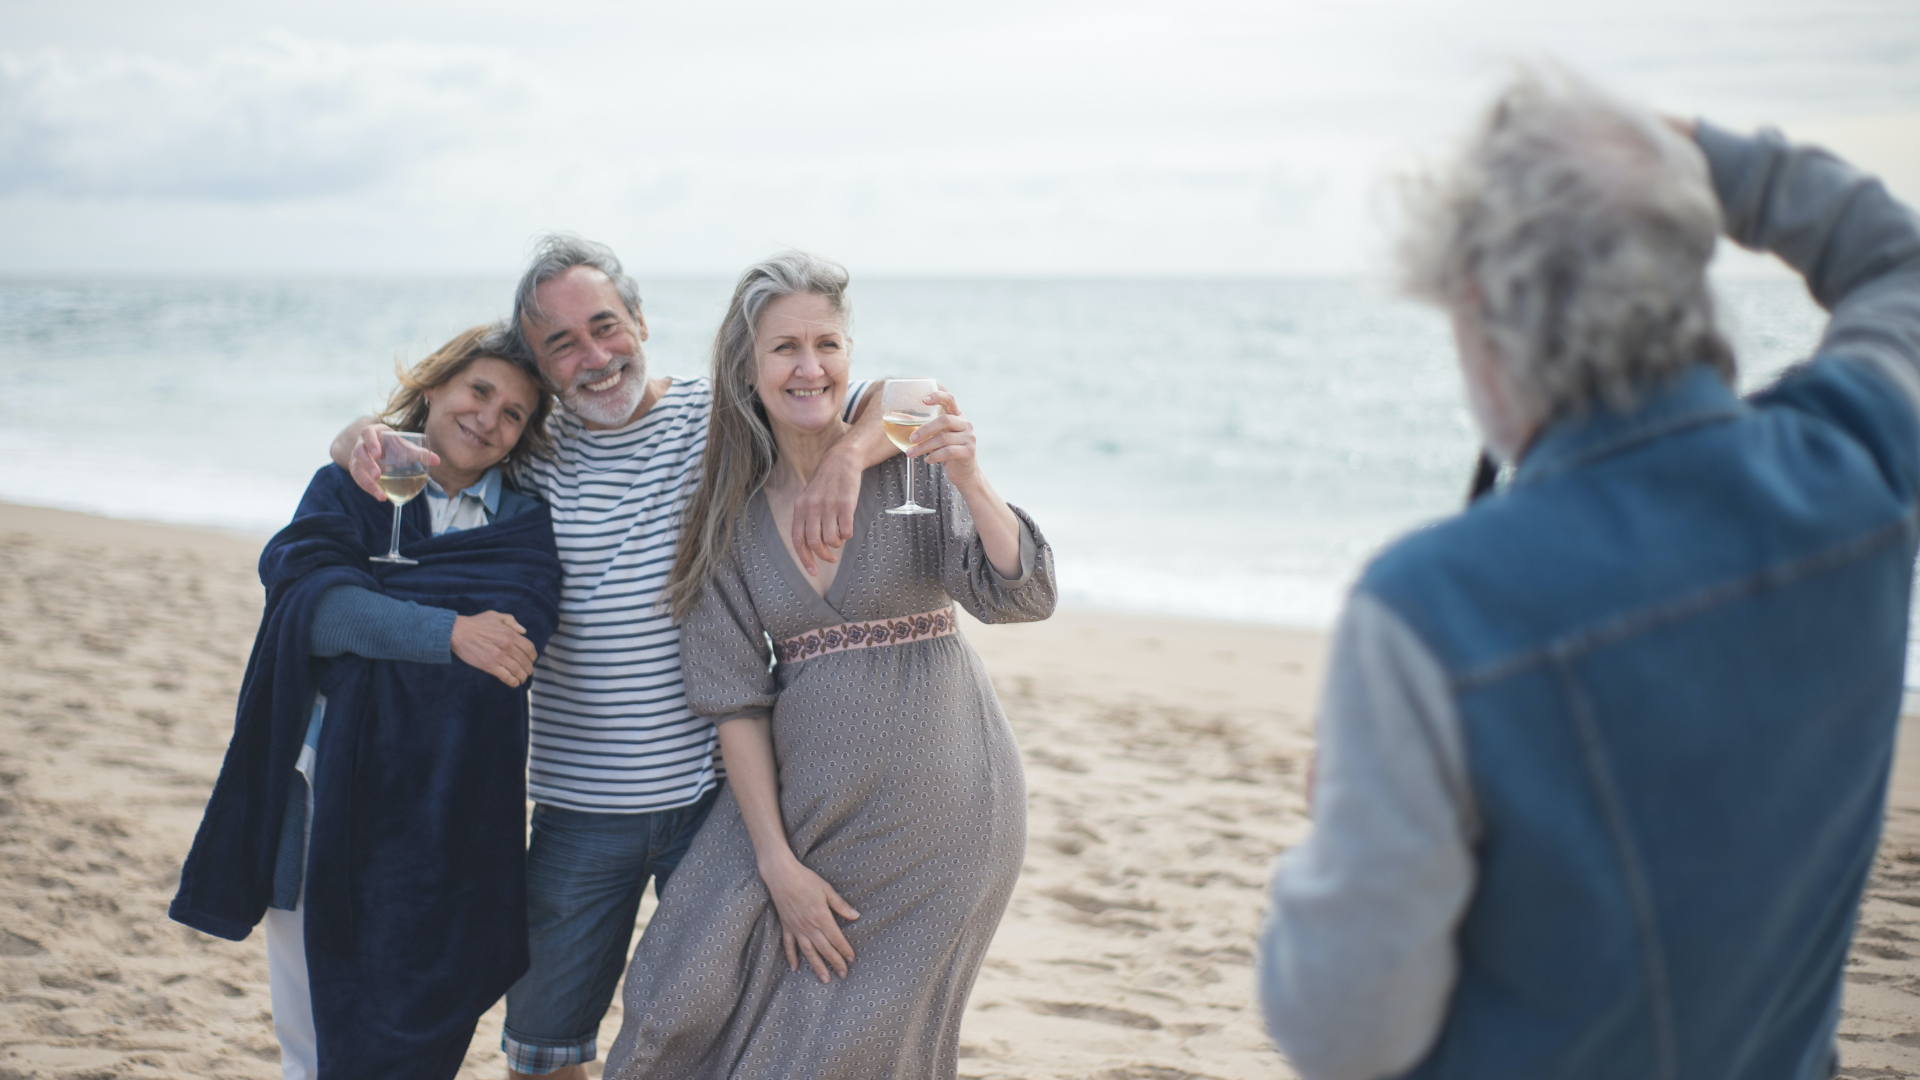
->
xmin=522 ymin=265 xmax=650 ymax=429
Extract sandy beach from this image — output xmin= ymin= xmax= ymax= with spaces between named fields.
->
xmin=2 ymin=500 xmax=1917 ymax=1079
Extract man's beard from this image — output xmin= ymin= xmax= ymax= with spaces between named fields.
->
xmin=561 ymin=346 xmax=649 ymax=427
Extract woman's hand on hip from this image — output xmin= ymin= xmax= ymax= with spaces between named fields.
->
xmin=760 ymin=855 xmax=860 ymax=983
xmin=904 ymin=389 xmax=982 ymax=487
xmin=451 ymin=611 xmax=537 ymax=687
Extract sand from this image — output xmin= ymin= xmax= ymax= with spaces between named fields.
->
xmin=0 ymin=500 xmax=1916 ymax=1080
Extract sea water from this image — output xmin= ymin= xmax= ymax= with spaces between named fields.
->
xmin=0 ymin=275 xmax=1866 ymax=647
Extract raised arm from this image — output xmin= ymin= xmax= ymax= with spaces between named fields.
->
xmin=907 ymin=389 xmax=1055 ymax=623
xmin=911 ymin=389 xmax=1024 ymax=579
xmin=1695 ymin=122 xmax=1920 ymax=400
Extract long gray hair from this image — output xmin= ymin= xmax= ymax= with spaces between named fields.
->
xmin=665 ymin=251 xmax=852 ymax=620
xmin=1396 ymin=66 xmax=1734 ymax=426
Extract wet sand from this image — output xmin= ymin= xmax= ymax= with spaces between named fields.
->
xmin=1 ymin=500 xmax=1916 ymax=1079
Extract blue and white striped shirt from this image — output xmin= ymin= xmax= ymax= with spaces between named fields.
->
xmin=513 ymin=378 xmax=869 ymax=813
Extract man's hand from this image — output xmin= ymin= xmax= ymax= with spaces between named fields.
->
xmin=790 ymin=448 xmax=864 ymax=577
xmin=786 ymin=381 xmax=909 ymax=575
xmin=330 ymin=416 xmax=439 ymax=501
xmin=451 ymin=611 xmax=537 ymax=687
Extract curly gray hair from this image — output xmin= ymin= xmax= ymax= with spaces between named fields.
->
xmin=1397 ymin=67 xmax=1734 ymax=425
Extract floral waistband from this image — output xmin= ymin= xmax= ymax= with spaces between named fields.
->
xmin=774 ymin=606 xmax=958 ymax=665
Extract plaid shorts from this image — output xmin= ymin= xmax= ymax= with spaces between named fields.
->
xmin=501 ymin=1036 xmax=590 ymax=1076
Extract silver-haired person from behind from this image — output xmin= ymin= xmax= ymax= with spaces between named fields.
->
xmin=1259 ymin=68 xmax=1920 ymax=1079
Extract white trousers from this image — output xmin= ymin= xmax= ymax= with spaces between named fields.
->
xmin=266 ymin=746 xmax=320 ymax=1080
xmin=264 ymin=901 xmax=318 ymax=1080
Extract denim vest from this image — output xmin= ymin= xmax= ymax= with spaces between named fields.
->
xmin=1362 ymin=360 xmax=1919 ymax=1080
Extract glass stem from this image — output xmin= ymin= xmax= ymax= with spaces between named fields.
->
xmin=903 ymin=451 xmax=916 ymax=507
xmin=387 ymin=503 xmax=404 ymax=559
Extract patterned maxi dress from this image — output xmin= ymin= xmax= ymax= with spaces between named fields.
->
xmin=605 ymin=461 xmax=1056 ymax=1080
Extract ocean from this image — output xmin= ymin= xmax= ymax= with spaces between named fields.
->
xmin=0 ymin=273 xmax=1866 ymax=647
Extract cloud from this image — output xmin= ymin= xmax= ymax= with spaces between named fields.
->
xmin=0 ymin=31 xmax=540 ymax=200
xmin=0 ymin=1 xmax=1913 ymax=275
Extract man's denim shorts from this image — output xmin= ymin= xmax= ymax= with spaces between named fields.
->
xmin=501 ymin=787 xmax=720 ymax=1074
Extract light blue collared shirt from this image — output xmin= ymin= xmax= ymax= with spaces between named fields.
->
xmin=423 ymin=466 xmax=503 ymax=536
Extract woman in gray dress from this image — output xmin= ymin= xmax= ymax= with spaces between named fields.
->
xmin=604 ymin=252 xmax=1055 ymax=1080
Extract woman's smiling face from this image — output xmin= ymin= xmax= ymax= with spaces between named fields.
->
xmin=423 ymin=356 xmax=541 ymax=486
xmin=753 ymin=291 xmax=850 ymax=437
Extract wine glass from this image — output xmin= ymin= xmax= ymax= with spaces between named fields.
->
xmin=881 ymin=378 xmax=941 ymax=516
xmin=370 ymin=431 xmax=431 ymax=565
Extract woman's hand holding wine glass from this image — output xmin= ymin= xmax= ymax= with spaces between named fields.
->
xmin=880 ymin=379 xmax=940 ymax=516
xmin=880 ymin=380 xmax=1022 ymax=579
xmin=370 ymin=431 xmax=431 ymax=565
xmin=895 ymin=388 xmax=982 ymax=487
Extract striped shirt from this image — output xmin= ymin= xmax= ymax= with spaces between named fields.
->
xmin=513 ymin=376 xmax=869 ymax=813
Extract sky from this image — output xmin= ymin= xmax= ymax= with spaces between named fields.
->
xmin=2 ymin=0 xmax=1917 ymax=277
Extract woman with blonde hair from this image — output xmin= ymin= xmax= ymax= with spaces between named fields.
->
xmin=173 ymin=323 xmax=563 ymax=1078
xmin=604 ymin=252 xmax=1056 ymax=1079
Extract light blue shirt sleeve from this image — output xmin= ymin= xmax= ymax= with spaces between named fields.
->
xmin=1260 ymin=591 xmax=1478 ymax=1080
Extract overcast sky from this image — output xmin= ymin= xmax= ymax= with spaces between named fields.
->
xmin=2 ymin=0 xmax=1917 ymax=276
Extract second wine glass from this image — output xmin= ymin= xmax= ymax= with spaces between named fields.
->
xmin=881 ymin=378 xmax=941 ymax=516
xmin=370 ymin=431 xmax=431 ymax=565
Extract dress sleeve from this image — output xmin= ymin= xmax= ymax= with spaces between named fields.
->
xmin=931 ymin=466 xmax=1057 ymax=625
xmin=679 ymin=547 xmax=780 ymax=724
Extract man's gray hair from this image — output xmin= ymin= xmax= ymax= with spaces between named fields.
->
xmin=512 ymin=233 xmax=643 ymax=342
xmin=1397 ymin=67 xmax=1734 ymax=422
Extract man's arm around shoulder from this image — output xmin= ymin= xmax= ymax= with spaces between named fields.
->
xmin=789 ymin=380 xmax=898 ymax=575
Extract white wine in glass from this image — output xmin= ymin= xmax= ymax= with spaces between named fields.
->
xmin=371 ymin=431 xmax=431 ymax=565
xmin=377 ymin=473 xmax=428 ymax=503
xmin=881 ymin=378 xmax=940 ymax=516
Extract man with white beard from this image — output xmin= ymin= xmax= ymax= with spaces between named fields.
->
xmin=1259 ymin=71 xmax=1920 ymax=1080
xmin=331 ymin=236 xmax=893 ymax=1079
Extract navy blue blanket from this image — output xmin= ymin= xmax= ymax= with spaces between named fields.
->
xmin=171 ymin=465 xmax=561 ymax=1076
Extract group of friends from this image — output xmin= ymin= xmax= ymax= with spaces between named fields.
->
xmin=168 ymin=69 xmax=1920 ymax=1080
